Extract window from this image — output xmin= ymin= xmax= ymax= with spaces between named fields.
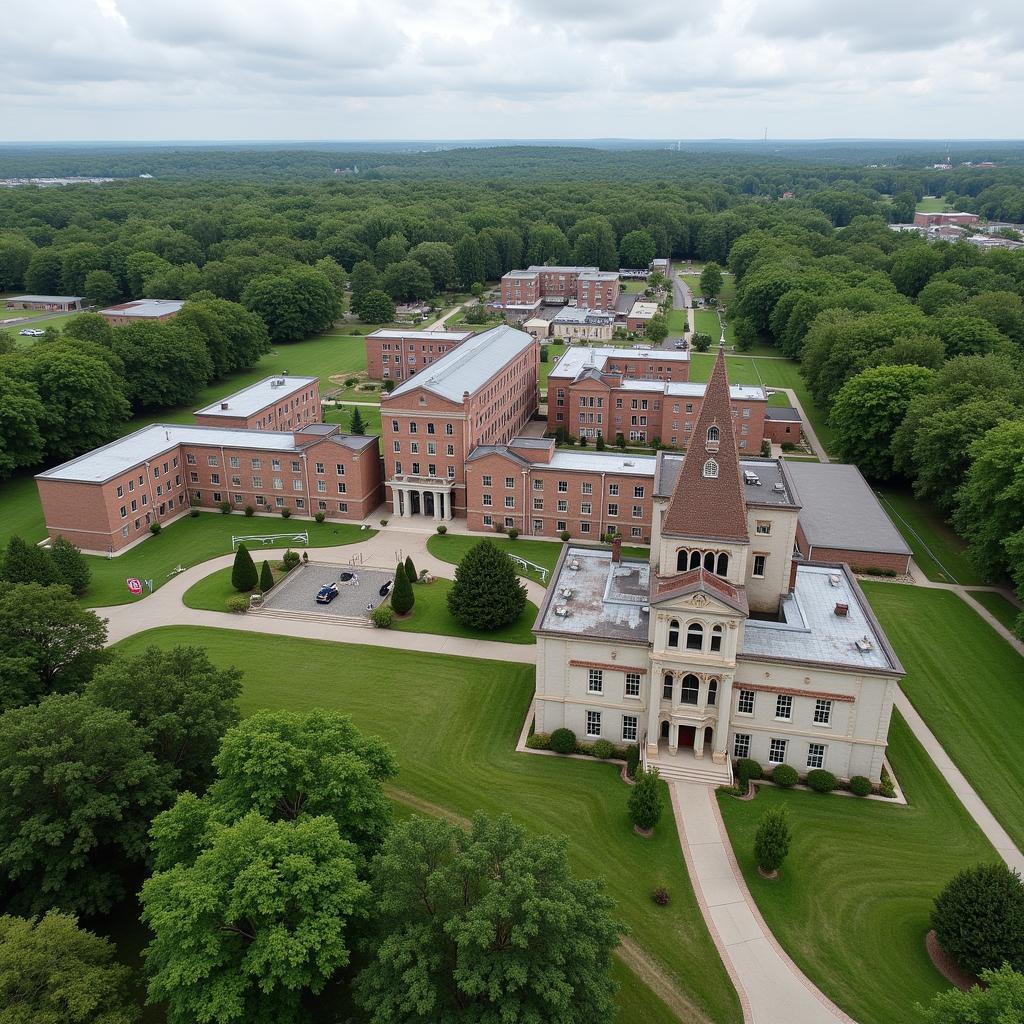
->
xmin=189 ymin=472 xmax=199 ymax=484
xmin=737 ymin=689 xmax=755 ymax=715
xmin=273 ymin=477 xmax=283 ymax=490
xmin=662 ymin=674 xmax=673 ymax=701
xmin=271 ymin=459 xmax=281 ymax=471
xmin=716 ymin=552 xmax=729 ymax=576
xmin=410 ymin=442 xmax=419 ymax=455
xmin=483 ymin=514 xmax=492 ymax=526
xmin=557 ymin=480 xmax=568 ymax=493
xmin=581 ymin=481 xmax=592 ymax=494
xmin=631 ymin=527 xmax=642 ymax=537
xmin=557 ymin=499 xmax=567 ymax=512
xmin=445 ymin=423 xmax=454 ymax=435
xmin=393 ymin=440 xmax=401 ymax=454
xmin=813 ymin=699 xmax=833 ymax=725
xmin=119 ymin=505 xmax=127 ymax=519
xmin=586 ymin=710 xmax=602 ymax=737
xmin=504 ymin=496 xmax=515 ymax=509
xmin=806 ymin=743 xmax=826 ymax=769
xmin=533 ymin=479 xmax=544 ymax=491
xmin=580 ymin=502 xmax=592 ymax=515
xmin=622 ymin=715 xmax=638 ymax=742
xmin=707 ymin=425 xmax=720 ymax=443
xmin=186 ymin=453 xmax=196 ymax=465
xmin=505 ymin=477 xmax=514 ymax=489
xmin=116 ymin=485 xmax=123 ymax=498
xmin=608 ymin=483 xmax=619 ymax=496
xmin=710 ymin=624 xmax=723 ymax=653
xmin=482 ymin=475 xmax=492 ymax=487
xmin=207 ymin=456 xmax=218 ymax=467
xmin=775 ymin=694 xmax=793 ymax=720
xmin=338 ymin=501 xmax=348 ymax=513
xmin=703 ymin=459 xmax=719 ymax=479
xmin=588 ymin=669 xmax=603 ymax=693
xmin=292 ymin=479 xmax=303 ymax=491
xmin=768 ymin=738 xmax=788 ymax=764
xmin=707 ymin=679 xmax=718 ymax=706
xmin=251 ymin=458 xmax=261 ymax=469
xmin=483 ymin=494 xmax=492 ymax=507
xmin=625 ymin=673 xmax=641 ymax=698
xmin=533 ymin=518 xmax=543 ymax=532
xmin=229 ymin=457 xmax=240 ymax=469
xmin=753 ymin=554 xmax=766 ymax=578
xmin=685 ymin=622 xmax=704 ymax=650
xmin=667 ymin=619 xmax=679 ymax=648
xmin=680 ymin=674 xmax=699 ymax=705
xmin=607 ymin=503 xmax=619 ymax=517
xmin=733 ymin=733 xmax=751 ymax=759
xmin=533 ymin=497 xmax=543 ymax=511
xmin=210 ymin=473 xmax=221 ymax=485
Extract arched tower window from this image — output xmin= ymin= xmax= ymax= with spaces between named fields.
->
xmin=707 ymin=678 xmax=719 ymax=706
xmin=689 ymin=550 xmax=702 ymax=570
xmin=710 ymin=624 xmax=724 ymax=653
xmin=686 ymin=622 xmax=704 ymax=651
xmin=662 ymin=674 xmax=673 ymax=701
xmin=704 ymin=551 xmax=716 ymax=572
xmin=667 ymin=619 xmax=680 ymax=649
xmin=716 ymin=552 xmax=729 ymax=577
xmin=681 ymin=674 xmax=700 ymax=705
xmin=676 ymin=549 xmax=687 ymax=572
xmin=707 ymin=425 xmax=720 ymax=443
xmin=703 ymin=459 xmax=719 ymax=479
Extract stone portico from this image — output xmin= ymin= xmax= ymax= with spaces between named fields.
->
xmin=390 ymin=475 xmax=455 ymax=521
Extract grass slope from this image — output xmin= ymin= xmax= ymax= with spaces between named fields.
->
xmin=114 ymin=627 xmax=742 ymax=1024
xmin=967 ymin=589 xmax=1022 ymax=632
xmin=719 ymin=711 xmax=995 ymax=1024
xmin=864 ymin=582 xmax=1024 ymax=848
xmin=0 ymin=472 xmax=48 ymax=548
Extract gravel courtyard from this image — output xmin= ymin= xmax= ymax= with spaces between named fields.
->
xmin=261 ymin=561 xmax=394 ymax=619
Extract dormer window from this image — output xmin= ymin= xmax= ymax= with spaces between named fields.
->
xmin=707 ymin=425 xmax=720 ymax=443
xmin=703 ymin=459 xmax=719 ymax=479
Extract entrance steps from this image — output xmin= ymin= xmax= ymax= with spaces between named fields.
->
xmin=250 ymin=608 xmax=371 ymax=628
xmin=647 ymin=755 xmax=732 ymax=787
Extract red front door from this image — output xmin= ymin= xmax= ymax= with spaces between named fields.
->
xmin=678 ymin=725 xmax=696 ymax=748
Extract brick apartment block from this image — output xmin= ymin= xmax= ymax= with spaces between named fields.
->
xmin=364 ymin=328 xmax=474 ymax=382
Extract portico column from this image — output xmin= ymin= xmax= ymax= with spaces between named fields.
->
xmin=693 ymin=725 xmax=704 ymax=760
xmin=399 ymin=489 xmax=410 ymax=517
xmin=445 ymin=491 xmax=454 ymax=521
xmin=433 ymin=491 xmax=442 ymax=521
xmin=713 ymin=674 xmax=732 ymax=765
xmin=645 ymin=680 xmax=661 ymax=758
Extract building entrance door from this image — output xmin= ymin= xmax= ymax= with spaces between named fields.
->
xmin=678 ymin=725 xmax=696 ymax=749
xmin=423 ymin=492 xmax=435 ymax=517
xmin=409 ymin=491 xmax=421 ymax=515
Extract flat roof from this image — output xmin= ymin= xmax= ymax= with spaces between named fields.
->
xmin=552 ymin=306 xmax=615 ymax=324
xmin=194 ymin=375 xmax=317 ymax=418
xmin=782 ymin=462 xmax=911 ymax=557
xmin=7 ymin=294 xmax=83 ymax=303
xmin=367 ymin=329 xmax=474 ymax=342
xmin=578 ymin=271 xmax=620 ymax=281
xmin=628 ymin=302 xmax=660 ymax=317
xmin=741 ymin=564 xmax=903 ymax=673
xmin=386 ymin=325 xmax=535 ymax=403
xmin=527 ymin=265 xmax=598 ymax=274
xmin=549 ymin=346 xmax=690 ymax=379
xmin=100 ymin=299 xmax=184 ymax=317
xmin=655 ymin=454 xmax=798 ymax=508
xmin=765 ymin=406 xmax=801 ymax=422
xmin=544 ymin=451 xmax=658 ymax=476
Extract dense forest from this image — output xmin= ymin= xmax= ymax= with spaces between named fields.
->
xmin=1 ymin=145 xmax=1024 ymax=627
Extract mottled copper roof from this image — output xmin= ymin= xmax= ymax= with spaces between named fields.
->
xmin=650 ymin=567 xmax=748 ymax=615
xmin=662 ymin=347 xmax=750 ymax=542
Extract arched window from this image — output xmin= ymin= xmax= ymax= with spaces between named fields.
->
xmin=707 ymin=425 xmax=720 ymax=443
xmin=707 ymin=678 xmax=719 ymax=706
xmin=686 ymin=622 xmax=704 ymax=651
xmin=681 ymin=674 xmax=700 ymax=705
xmin=703 ymin=458 xmax=719 ymax=479
xmin=689 ymin=550 xmax=702 ymax=570
xmin=716 ymin=552 xmax=729 ymax=577
xmin=662 ymin=674 xmax=673 ymax=701
xmin=710 ymin=624 xmax=724 ymax=653
xmin=704 ymin=551 xmax=716 ymax=572
xmin=667 ymin=619 xmax=680 ymax=649
xmin=676 ymin=549 xmax=687 ymax=572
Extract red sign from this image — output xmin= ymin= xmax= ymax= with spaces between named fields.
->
xmin=126 ymin=577 xmax=142 ymax=595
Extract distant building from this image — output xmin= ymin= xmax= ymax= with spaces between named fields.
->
xmin=626 ymin=301 xmax=660 ymax=333
xmin=550 ymin=307 xmax=616 ymax=342
xmin=5 ymin=295 xmax=83 ymax=312
xmin=912 ymin=211 xmax=979 ymax=228
xmin=763 ymin=405 xmax=802 ymax=445
xmin=364 ymin=328 xmax=474 ymax=383
xmin=193 ymin=376 xmax=321 ymax=432
xmin=499 ymin=266 xmax=621 ymax=313
xmin=650 ymin=258 xmax=672 ymax=275
xmin=99 ymin=299 xmax=184 ymax=326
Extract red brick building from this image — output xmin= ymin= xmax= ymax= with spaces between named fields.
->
xmin=193 ymin=375 xmax=321 ymax=431
xmin=499 ymin=266 xmax=621 ymax=313
xmin=380 ymin=325 xmax=539 ymax=521
xmin=99 ymin=299 xmax=184 ymax=326
xmin=912 ymin=211 xmax=980 ymax=227
xmin=364 ymin=328 xmax=474 ymax=382
xmin=36 ymin=423 xmax=382 ymax=554
xmin=763 ymin=405 xmax=802 ymax=445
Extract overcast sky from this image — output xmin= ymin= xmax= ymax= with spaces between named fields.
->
xmin=4 ymin=0 xmax=1023 ymax=141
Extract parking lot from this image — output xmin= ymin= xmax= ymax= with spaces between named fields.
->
xmin=260 ymin=561 xmax=394 ymax=619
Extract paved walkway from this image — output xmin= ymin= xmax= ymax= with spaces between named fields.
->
xmin=427 ymin=298 xmax=476 ymax=331
xmin=671 ymin=782 xmax=854 ymax=1024
xmin=773 ymin=387 xmax=829 ymax=463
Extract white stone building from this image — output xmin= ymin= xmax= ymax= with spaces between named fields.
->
xmin=532 ymin=348 xmax=903 ymax=784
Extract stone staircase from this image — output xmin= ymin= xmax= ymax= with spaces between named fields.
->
xmin=250 ymin=607 xmax=371 ymax=628
xmin=646 ymin=753 xmax=733 ymax=787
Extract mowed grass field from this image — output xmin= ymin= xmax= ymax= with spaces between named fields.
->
xmin=113 ymin=627 xmax=742 ymax=1024
xmin=719 ymin=712 xmax=995 ymax=1024
xmin=864 ymin=582 xmax=1024 ymax=850
xmin=967 ymin=589 xmax=1022 ymax=632
xmin=916 ymin=196 xmax=950 ymax=212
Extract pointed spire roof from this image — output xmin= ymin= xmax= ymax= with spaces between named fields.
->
xmin=662 ymin=345 xmax=749 ymax=542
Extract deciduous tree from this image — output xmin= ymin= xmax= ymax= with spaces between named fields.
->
xmin=917 ymin=963 xmax=1024 ymax=1024
xmin=354 ymin=288 xmax=395 ymax=324
xmin=446 ymin=539 xmax=527 ymax=630
xmin=628 ymin=767 xmax=663 ymax=832
xmin=700 ymin=261 xmax=724 ymax=300
xmin=754 ymin=808 xmax=791 ymax=876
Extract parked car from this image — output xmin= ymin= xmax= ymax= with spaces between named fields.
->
xmin=315 ymin=583 xmax=339 ymax=604
xmin=18 ymin=328 xmax=44 ymax=337
xmin=379 ymin=579 xmax=393 ymax=597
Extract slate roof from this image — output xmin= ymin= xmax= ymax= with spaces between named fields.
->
xmin=765 ymin=406 xmax=801 ymax=422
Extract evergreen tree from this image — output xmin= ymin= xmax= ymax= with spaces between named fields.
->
xmin=391 ymin=562 xmax=414 ymax=615
xmin=754 ymin=809 xmax=791 ymax=876
xmin=446 ymin=540 xmax=527 ymax=631
xmin=259 ymin=559 xmax=274 ymax=592
xmin=49 ymin=536 xmax=91 ymax=597
xmin=349 ymin=406 xmax=366 ymax=435
xmin=1 ymin=535 xmax=56 ymax=587
xmin=230 ymin=544 xmax=258 ymax=592
xmin=628 ymin=767 xmax=663 ymax=832
xmin=404 ymin=555 xmax=417 ymax=585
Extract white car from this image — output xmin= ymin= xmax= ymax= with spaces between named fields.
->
xmin=18 ymin=328 xmax=44 ymax=337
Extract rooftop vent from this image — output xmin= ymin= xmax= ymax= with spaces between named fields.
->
xmin=560 ymin=587 xmax=574 ymax=599
xmin=640 ymin=605 xmax=650 ymax=615
xmin=220 ymin=402 xmax=229 ymax=410
xmin=829 ymin=574 xmax=843 ymax=587
xmin=855 ymin=636 xmax=874 ymax=652
xmin=554 ymin=606 xmax=570 ymax=617
xmin=623 ymin=460 xmax=635 ymax=467
xmin=743 ymin=470 xmax=760 ymax=485
xmin=834 ymin=602 xmax=849 ymax=617
xmin=773 ymin=482 xmax=786 ymax=493
xmin=568 ymin=559 xmax=582 ymax=571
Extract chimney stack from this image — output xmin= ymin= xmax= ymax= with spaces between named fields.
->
xmin=834 ymin=602 xmax=849 ymax=617
xmin=611 ymin=536 xmax=621 ymax=563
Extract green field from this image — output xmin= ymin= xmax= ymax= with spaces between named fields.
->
xmin=967 ymin=589 xmax=1022 ymax=632
xmin=0 ymin=472 xmax=48 ymax=547
xmin=113 ymin=627 xmax=742 ymax=1024
xmin=325 ymin=402 xmax=383 ymax=443
xmin=665 ymin=308 xmax=688 ymax=333
xmin=916 ymin=196 xmax=950 ymax=213
xmin=719 ymin=711 xmax=995 ymax=1024
xmin=539 ymin=343 xmax=567 ymax=389
xmin=874 ymin=487 xmax=982 ymax=585
xmin=81 ymin=512 xmax=372 ymax=608
xmin=865 ymin=582 xmax=1024 ymax=849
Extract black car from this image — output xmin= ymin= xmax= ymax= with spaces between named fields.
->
xmin=315 ymin=583 xmax=339 ymax=604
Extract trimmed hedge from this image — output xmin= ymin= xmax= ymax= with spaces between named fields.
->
xmin=526 ymin=732 xmax=550 ymax=750
xmin=592 ymin=739 xmax=614 ymax=759
xmin=849 ymin=775 xmax=872 ymax=797
xmin=736 ymin=758 xmax=763 ymax=784
xmin=550 ymin=728 xmax=577 ymax=754
xmin=772 ymin=764 xmax=799 ymax=788
xmin=805 ymin=769 xmax=839 ymax=793
xmin=370 ymin=605 xmax=394 ymax=629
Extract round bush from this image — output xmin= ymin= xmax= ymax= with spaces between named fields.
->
xmin=225 ymin=595 xmax=249 ymax=613
xmin=280 ymin=507 xmax=292 ymax=519
xmin=559 ymin=530 xmax=571 ymax=542
xmin=149 ymin=522 xmax=162 ymax=535
xmin=218 ymin=500 xmax=232 ymax=514
xmin=592 ymin=739 xmax=614 ymax=760
xmin=507 ymin=527 xmax=520 ymax=540
xmin=652 ymin=887 xmax=670 ymax=906
xmin=849 ymin=775 xmax=872 ymax=797
xmin=549 ymin=728 xmax=577 ymax=755
xmin=243 ymin=506 xmax=254 ymax=517
xmin=190 ymin=508 xmax=201 ymax=518
xmin=736 ymin=758 xmax=763 ymax=783
xmin=932 ymin=862 xmax=1024 ymax=975
xmin=370 ymin=605 xmax=394 ymax=629
xmin=772 ymin=764 xmax=799 ymax=788
xmin=805 ymin=769 xmax=838 ymax=793
xmin=525 ymin=732 xmax=550 ymax=750
xmin=282 ymin=549 xmax=301 ymax=571
xmin=436 ymin=523 xmax=447 ymax=535
xmin=314 ymin=511 xmax=326 ymax=523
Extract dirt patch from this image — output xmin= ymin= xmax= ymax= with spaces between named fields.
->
xmin=925 ymin=930 xmax=978 ymax=992
xmin=384 ymin=785 xmax=472 ymax=828
xmin=617 ymin=937 xmax=714 ymax=1024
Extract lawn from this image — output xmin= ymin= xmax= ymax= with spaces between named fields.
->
xmin=0 ymin=472 xmax=48 ymax=548
xmin=916 ymin=196 xmax=950 ymax=212
xmin=873 ymin=487 xmax=982 ymax=585
xmin=113 ymin=627 xmax=742 ymax=1024
xmin=665 ymin=307 xmax=688 ymax=333
xmin=391 ymin=576 xmax=538 ymax=644
xmin=83 ymin=511 xmax=374 ymax=608
xmin=325 ymin=402 xmax=382 ymax=442
xmin=719 ymin=711 xmax=996 ymax=1024
xmin=864 ymin=582 xmax=1024 ymax=849
xmin=967 ymin=589 xmax=1022 ymax=632
xmin=539 ymin=343 xmax=567 ymax=389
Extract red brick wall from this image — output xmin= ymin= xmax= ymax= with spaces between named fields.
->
xmin=501 ymin=275 xmax=539 ymax=306
xmin=193 ymin=382 xmax=321 ymax=432
xmin=764 ymin=418 xmax=800 ymax=444
xmin=806 ymin=546 xmax=911 ymax=575
xmin=577 ymin=278 xmax=619 ymax=310
xmin=365 ymin=334 xmax=465 ymax=382
xmin=101 ymin=311 xmax=180 ymax=327
xmin=604 ymin=356 xmax=690 ymax=382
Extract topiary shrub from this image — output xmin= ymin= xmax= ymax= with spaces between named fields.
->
xmin=226 ymin=595 xmax=250 ymax=613
xmin=314 ymin=511 xmax=326 ymax=523
xmin=149 ymin=522 xmax=162 ymax=535
xmin=391 ymin=562 xmax=414 ymax=615
xmin=805 ymin=769 xmax=838 ymax=793
xmin=652 ymin=887 xmax=670 ymax=906
xmin=592 ymin=739 xmax=614 ymax=760
xmin=932 ymin=863 xmax=1024 ymax=975
xmin=218 ymin=500 xmax=232 ymax=514
xmin=849 ymin=775 xmax=872 ymax=797
xmin=549 ymin=728 xmax=577 ymax=755
xmin=282 ymin=549 xmax=301 ymax=571
xmin=736 ymin=758 xmax=763 ymax=785
xmin=754 ymin=809 xmax=791 ymax=876
xmin=625 ymin=744 xmax=640 ymax=779
xmin=559 ymin=530 xmax=571 ymax=542
xmin=280 ymin=507 xmax=292 ymax=519
xmin=371 ymin=605 xmax=394 ymax=629
xmin=244 ymin=505 xmax=254 ymax=517
xmin=189 ymin=508 xmax=201 ymax=518
xmin=629 ymin=768 xmax=663 ymax=833
xmin=879 ymin=765 xmax=896 ymax=798
xmin=404 ymin=556 xmax=417 ymax=586
xmin=436 ymin=523 xmax=447 ymax=535
xmin=507 ymin=527 xmax=519 ymax=540
xmin=231 ymin=543 xmax=259 ymax=592
xmin=259 ymin=560 xmax=274 ymax=593
xmin=525 ymin=732 xmax=550 ymax=750
xmin=772 ymin=764 xmax=799 ymax=788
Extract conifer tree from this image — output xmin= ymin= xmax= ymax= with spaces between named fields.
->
xmin=259 ymin=560 xmax=274 ymax=593
xmin=231 ymin=544 xmax=258 ymax=593
xmin=349 ymin=407 xmax=366 ymax=435
xmin=404 ymin=555 xmax=417 ymax=585
xmin=49 ymin=536 xmax=91 ymax=597
xmin=391 ymin=562 xmax=414 ymax=615
xmin=446 ymin=540 xmax=527 ymax=631
xmin=1 ymin=536 xmax=56 ymax=588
